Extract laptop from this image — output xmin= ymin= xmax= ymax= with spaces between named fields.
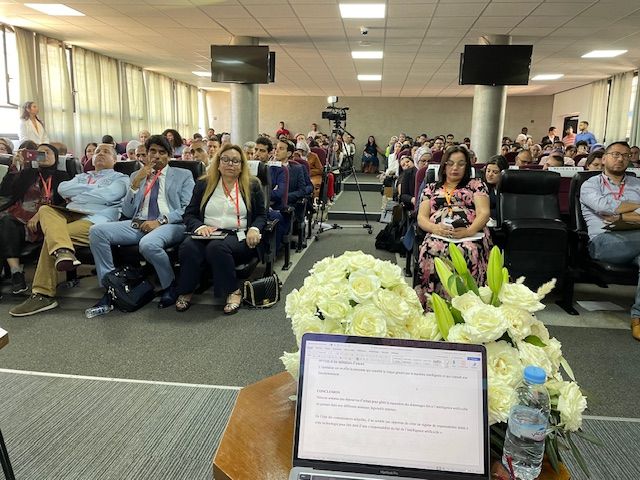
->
xmin=290 ymin=333 xmax=489 ymax=480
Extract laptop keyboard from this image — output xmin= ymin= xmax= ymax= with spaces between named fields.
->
xmin=297 ymin=474 xmax=372 ymax=480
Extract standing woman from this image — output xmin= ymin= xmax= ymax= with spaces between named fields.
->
xmin=415 ymin=146 xmax=491 ymax=308
xmin=19 ymin=101 xmax=49 ymax=145
xmin=175 ymin=144 xmax=266 ymax=314
xmin=0 ymin=144 xmax=69 ymax=296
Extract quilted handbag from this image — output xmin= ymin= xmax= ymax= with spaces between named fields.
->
xmin=242 ymin=273 xmax=281 ymax=308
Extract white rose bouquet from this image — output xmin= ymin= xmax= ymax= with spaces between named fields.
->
xmin=430 ymin=244 xmax=597 ymax=477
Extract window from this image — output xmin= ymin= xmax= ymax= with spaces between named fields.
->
xmin=0 ymin=25 xmax=20 ymax=136
xmin=626 ymin=73 xmax=638 ymax=141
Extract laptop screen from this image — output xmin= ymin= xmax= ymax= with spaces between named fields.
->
xmin=294 ymin=334 xmax=489 ymax=479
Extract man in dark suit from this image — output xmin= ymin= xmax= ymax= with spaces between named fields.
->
xmin=541 ymin=126 xmax=560 ymax=145
xmin=88 ymin=135 xmax=195 ymax=309
xmin=255 ymin=136 xmax=287 ymax=251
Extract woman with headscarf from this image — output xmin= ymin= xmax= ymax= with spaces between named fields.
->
xmin=0 ymin=143 xmax=69 ymax=296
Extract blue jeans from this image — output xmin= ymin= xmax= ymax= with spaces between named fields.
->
xmin=89 ymin=221 xmax=186 ymax=289
xmin=589 ymin=231 xmax=640 ymax=317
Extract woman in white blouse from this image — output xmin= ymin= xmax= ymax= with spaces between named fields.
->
xmin=18 ymin=101 xmax=49 ymax=145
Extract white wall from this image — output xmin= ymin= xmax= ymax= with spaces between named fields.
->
xmin=551 ymin=84 xmax=594 ymax=136
xmin=205 ymin=92 xmax=554 ymax=160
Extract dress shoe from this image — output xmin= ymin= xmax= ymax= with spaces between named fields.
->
xmin=631 ymin=318 xmax=640 ymax=341
xmin=158 ymin=284 xmax=177 ymax=309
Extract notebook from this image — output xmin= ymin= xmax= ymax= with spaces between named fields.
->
xmin=290 ymin=333 xmax=489 ymax=480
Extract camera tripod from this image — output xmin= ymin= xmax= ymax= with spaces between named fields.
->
xmin=312 ymin=119 xmax=372 ymax=239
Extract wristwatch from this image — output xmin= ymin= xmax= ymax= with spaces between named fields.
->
xmin=158 ymin=216 xmax=169 ymax=225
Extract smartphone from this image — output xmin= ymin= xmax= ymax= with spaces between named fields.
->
xmin=23 ymin=150 xmax=46 ymax=162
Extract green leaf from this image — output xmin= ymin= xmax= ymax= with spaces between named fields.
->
xmin=560 ymin=358 xmax=576 ymax=381
xmin=448 ymin=243 xmax=469 ymax=276
xmin=545 ymin=435 xmax=561 ymax=473
xmin=573 ymin=430 xmax=604 ymax=446
xmin=567 ymin=432 xmax=592 ymax=478
xmin=524 ymin=335 xmax=547 ymax=347
xmin=432 ymin=293 xmax=455 ymax=340
xmin=454 ymin=275 xmax=468 ymax=295
xmin=451 ymin=306 xmax=464 ymax=324
xmin=462 ymin=271 xmax=480 ymax=296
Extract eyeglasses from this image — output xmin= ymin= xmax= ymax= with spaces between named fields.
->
xmin=605 ymin=151 xmax=632 ymax=160
xmin=445 ymin=161 xmax=466 ymax=168
xmin=220 ymin=156 xmax=242 ymax=165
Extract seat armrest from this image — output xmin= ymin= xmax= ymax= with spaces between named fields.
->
xmin=503 ymin=218 xmax=566 ymax=234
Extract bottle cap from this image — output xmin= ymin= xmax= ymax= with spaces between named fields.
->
xmin=524 ymin=365 xmax=546 ymax=384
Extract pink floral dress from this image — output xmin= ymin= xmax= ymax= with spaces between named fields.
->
xmin=415 ymin=178 xmax=492 ymax=308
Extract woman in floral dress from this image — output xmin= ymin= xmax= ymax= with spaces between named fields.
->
xmin=415 ymin=145 xmax=492 ymax=308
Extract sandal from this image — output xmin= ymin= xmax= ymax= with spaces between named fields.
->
xmin=224 ymin=290 xmax=242 ymax=315
xmin=175 ymin=295 xmax=192 ymax=313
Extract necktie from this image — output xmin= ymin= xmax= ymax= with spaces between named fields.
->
xmin=146 ymin=177 xmax=160 ymax=220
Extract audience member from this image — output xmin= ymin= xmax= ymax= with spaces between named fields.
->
xmin=515 ymin=150 xmax=534 ymax=167
xmin=584 ymin=150 xmax=604 ymax=171
xmin=243 ymin=141 xmax=256 ymax=160
xmin=415 ymin=146 xmax=491 ymax=308
xmin=630 ymin=145 xmax=640 ymax=167
xmin=126 ymin=140 xmax=141 ymax=161
xmin=162 ymin=129 xmax=184 ymax=156
xmin=362 ymin=136 xmax=382 ymax=174
xmin=0 ymin=137 xmax=14 ymax=155
xmin=398 ymin=154 xmax=417 ymax=208
xmin=89 ymin=135 xmax=195 ymax=311
xmin=307 ymin=123 xmax=319 ymax=139
xmin=543 ymin=152 xmax=565 ymax=169
xmin=139 ymin=130 xmax=151 ymax=144
xmin=276 ymin=121 xmax=290 ymax=139
xmin=580 ymin=141 xmax=639 ymax=339
xmin=19 ymin=101 xmax=49 ymax=144
xmin=563 ymin=126 xmax=576 ymax=146
xmin=0 ymin=143 xmax=70 ymax=296
xmin=175 ymin=144 xmax=265 ymax=314
xmin=541 ymin=126 xmax=560 ymax=144
xmin=575 ymin=121 xmax=597 ymax=147
xmin=9 ymin=143 xmax=129 ymax=317
xmin=207 ymin=137 xmax=221 ymax=163
xmin=484 ymin=154 xmax=508 ymax=219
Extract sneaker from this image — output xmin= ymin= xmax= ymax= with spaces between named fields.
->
xmin=54 ymin=249 xmax=81 ymax=272
xmin=11 ymin=271 xmax=28 ymax=295
xmin=9 ymin=293 xmax=58 ymax=317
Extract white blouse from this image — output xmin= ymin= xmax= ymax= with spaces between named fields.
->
xmin=203 ymin=179 xmax=248 ymax=231
xmin=19 ymin=118 xmax=50 ymax=144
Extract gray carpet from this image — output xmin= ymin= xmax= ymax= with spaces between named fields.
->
xmin=0 ymin=371 xmax=238 ymax=480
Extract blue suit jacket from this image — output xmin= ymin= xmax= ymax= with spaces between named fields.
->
xmin=269 ymin=165 xmax=287 ymax=210
xmin=287 ymin=162 xmax=308 ymax=204
xmin=121 ymin=165 xmax=195 ymax=223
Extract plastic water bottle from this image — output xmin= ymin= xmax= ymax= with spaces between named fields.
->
xmin=85 ymin=304 xmax=112 ymax=319
xmin=502 ymin=366 xmax=550 ymax=480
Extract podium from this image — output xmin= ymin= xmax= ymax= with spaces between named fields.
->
xmin=212 ymin=372 xmax=569 ymax=480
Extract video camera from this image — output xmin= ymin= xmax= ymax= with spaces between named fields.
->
xmin=321 ymin=105 xmax=348 ymax=122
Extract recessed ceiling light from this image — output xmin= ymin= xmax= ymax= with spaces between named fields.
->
xmin=24 ymin=3 xmax=84 ymax=16
xmin=352 ymin=51 xmax=383 ymax=59
xmin=582 ymin=50 xmax=627 ymax=58
xmin=192 ymin=71 xmax=210 ymax=77
xmin=339 ymin=3 xmax=385 ymax=19
xmin=357 ymin=74 xmax=382 ymax=81
xmin=532 ymin=74 xmax=564 ymax=81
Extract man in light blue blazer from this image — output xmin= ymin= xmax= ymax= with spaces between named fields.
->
xmin=89 ymin=135 xmax=195 ymax=309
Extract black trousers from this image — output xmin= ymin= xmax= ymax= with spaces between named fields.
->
xmin=177 ymin=234 xmax=255 ymax=298
xmin=0 ymin=215 xmax=27 ymax=258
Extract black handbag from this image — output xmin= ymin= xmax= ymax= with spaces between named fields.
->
xmin=103 ymin=266 xmax=155 ymax=312
xmin=242 ymin=273 xmax=281 ymax=308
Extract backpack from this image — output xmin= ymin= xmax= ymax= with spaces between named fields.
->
xmin=375 ymin=221 xmax=405 ymax=253
xmin=103 ymin=266 xmax=155 ymax=312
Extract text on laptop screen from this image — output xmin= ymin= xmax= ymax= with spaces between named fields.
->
xmin=298 ymin=340 xmax=485 ymax=475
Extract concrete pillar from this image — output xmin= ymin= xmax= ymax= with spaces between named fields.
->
xmin=470 ymin=35 xmax=511 ymax=163
xmin=230 ymin=36 xmax=259 ymax=145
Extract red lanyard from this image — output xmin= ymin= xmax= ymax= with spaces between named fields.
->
xmin=143 ymin=170 xmax=162 ymax=198
xmin=601 ymin=175 xmax=625 ymax=200
xmin=222 ymin=180 xmax=240 ymax=228
xmin=39 ymin=173 xmax=52 ymax=203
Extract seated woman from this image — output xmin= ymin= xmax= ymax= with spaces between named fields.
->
xmin=0 ymin=144 xmax=70 ymax=295
xmin=175 ymin=144 xmax=266 ymax=314
xmin=163 ymin=129 xmax=185 ymax=157
xmin=415 ymin=146 xmax=491 ymax=308
xmin=398 ymin=153 xmax=417 ymax=209
xmin=81 ymin=142 xmax=98 ymax=172
xmin=484 ymin=154 xmax=508 ymax=220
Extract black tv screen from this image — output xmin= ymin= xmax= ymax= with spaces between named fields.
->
xmin=210 ymin=45 xmax=270 ymax=84
xmin=459 ymin=45 xmax=533 ymax=86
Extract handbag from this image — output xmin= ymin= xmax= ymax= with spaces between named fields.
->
xmin=243 ymin=273 xmax=281 ymax=308
xmin=103 ymin=266 xmax=155 ymax=312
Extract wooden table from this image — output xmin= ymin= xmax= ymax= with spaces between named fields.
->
xmin=0 ymin=327 xmax=8 ymax=350
xmin=212 ymin=372 xmax=569 ymax=480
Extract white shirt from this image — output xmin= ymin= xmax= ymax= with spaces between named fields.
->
xmin=307 ymin=130 xmax=318 ymax=139
xmin=204 ymin=179 xmax=248 ymax=230
xmin=136 ymin=166 xmax=170 ymax=220
xmin=386 ymin=153 xmax=399 ymax=176
xmin=19 ymin=118 xmax=49 ymax=144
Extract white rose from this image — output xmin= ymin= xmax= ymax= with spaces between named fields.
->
xmin=451 ymin=291 xmax=484 ymax=315
xmin=317 ymin=296 xmax=353 ymax=321
xmin=446 ymin=323 xmax=474 ymax=343
xmin=516 ymin=341 xmax=556 ymax=377
xmin=321 ymin=316 xmax=347 ymax=335
xmin=293 ymin=313 xmax=325 ymax=346
xmin=348 ymin=271 xmax=381 ymax=304
xmin=374 ymin=261 xmax=404 ymax=288
xmin=314 ymin=266 xmax=349 ymax=286
xmin=341 ymin=250 xmax=377 ymax=272
xmin=486 ymin=341 xmax=523 ymax=388
xmin=478 ymin=286 xmax=493 ymax=304
xmin=392 ymin=283 xmax=423 ymax=309
xmin=543 ymin=337 xmax=563 ymax=374
xmin=373 ymin=289 xmax=412 ymax=324
xmin=488 ymin=380 xmax=516 ymax=425
xmin=281 ymin=351 xmax=300 ymax=379
xmin=285 ymin=288 xmax=316 ymax=319
xmin=499 ymin=283 xmax=545 ymax=312
xmin=500 ymin=305 xmax=535 ymax=342
xmin=309 ymin=256 xmax=334 ymax=275
xmin=407 ymin=312 xmax=442 ymax=341
xmin=557 ymin=381 xmax=587 ymax=432
xmin=529 ymin=319 xmax=551 ymax=342
xmin=462 ymin=305 xmax=509 ymax=343
xmin=347 ymin=304 xmax=388 ymax=337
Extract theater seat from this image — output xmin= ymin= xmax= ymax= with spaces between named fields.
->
xmin=168 ymin=160 xmax=204 ymax=181
xmin=114 ymin=161 xmax=140 ymax=176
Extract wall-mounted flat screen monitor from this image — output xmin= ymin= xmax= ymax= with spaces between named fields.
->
xmin=210 ymin=45 xmax=270 ymax=84
xmin=459 ymin=45 xmax=533 ymax=86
